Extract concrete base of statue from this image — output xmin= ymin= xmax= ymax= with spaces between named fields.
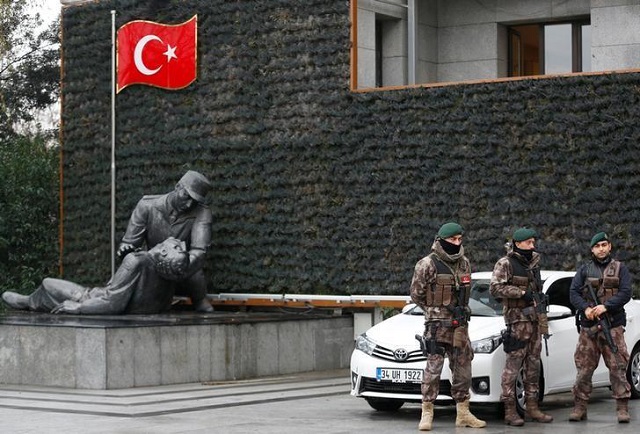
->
xmin=0 ymin=311 xmax=353 ymax=389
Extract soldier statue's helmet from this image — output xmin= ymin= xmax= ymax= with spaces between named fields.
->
xmin=178 ymin=170 xmax=212 ymax=204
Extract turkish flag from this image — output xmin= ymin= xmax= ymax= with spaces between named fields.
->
xmin=117 ymin=16 xmax=197 ymax=93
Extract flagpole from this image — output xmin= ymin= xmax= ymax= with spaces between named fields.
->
xmin=111 ymin=10 xmax=116 ymax=278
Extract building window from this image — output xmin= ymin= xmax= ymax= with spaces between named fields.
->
xmin=508 ymin=21 xmax=591 ymax=77
xmin=351 ymin=0 xmax=636 ymax=91
xmin=355 ymin=1 xmax=408 ymax=89
xmin=375 ymin=20 xmax=383 ymax=87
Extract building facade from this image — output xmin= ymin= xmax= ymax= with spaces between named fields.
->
xmin=356 ymin=0 xmax=640 ymax=88
xmin=59 ymin=0 xmax=640 ymax=295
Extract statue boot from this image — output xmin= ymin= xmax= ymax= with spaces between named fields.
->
xmin=503 ymin=400 xmax=524 ymax=426
xmin=1 ymin=291 xmax=30 ymax=310
xmin=525 ymin=397 xmax=553 ymax=423
xmin=455 ymin=399 xmax=486 ymax=428
xmin=569 ymin=397 xmax=588 ymax=421
xmin=194 ymin=298 xmax=214 ymax=313
xmin=418 ymin=401 xmax=434 ymax=431
xmin=617 ymin=398 xmax=630 ymax=423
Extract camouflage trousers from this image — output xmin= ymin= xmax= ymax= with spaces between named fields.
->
xmin=500 ymin=320 xmax=542 ymax=402
xmin=572 ymin=325 xmax=630 ymax=400
xmin=422 ymin=325 xmax=474 ymax=402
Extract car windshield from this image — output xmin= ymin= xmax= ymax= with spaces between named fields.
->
xmin=404 ymin=279 xmax=502 ymax=317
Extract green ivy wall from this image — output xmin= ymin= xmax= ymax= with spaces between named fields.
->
xmin=60 ymin=0 xmax=640 ymax=294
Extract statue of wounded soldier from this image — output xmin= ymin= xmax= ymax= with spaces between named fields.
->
xmin=1 ymin=237 xmax=189 ymax=315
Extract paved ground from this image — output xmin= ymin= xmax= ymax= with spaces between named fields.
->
xmin=0 ymin=369 xmax=637 ymax=433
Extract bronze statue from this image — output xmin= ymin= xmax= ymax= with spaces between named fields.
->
xmin=117 ymin=170 xmax=214 ymax=312
xmin=2 ymin=237 xmax=189 ymax=314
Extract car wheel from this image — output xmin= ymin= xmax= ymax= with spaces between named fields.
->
xmin=514 ymin=363 xmax=544 ymax=417
xmin=627 ymin=345 xmax=640 ymax=399
xmin=365 ymin=397 xmax=404 ymax=412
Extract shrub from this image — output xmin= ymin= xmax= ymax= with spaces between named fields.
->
xmin=0 ymin=134 xmax=59 ymax=304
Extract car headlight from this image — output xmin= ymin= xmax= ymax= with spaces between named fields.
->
xmin=471 ymin=333 xmax=502 ymax=354
xmin=355 ymin=333 xmax=376 ymax=355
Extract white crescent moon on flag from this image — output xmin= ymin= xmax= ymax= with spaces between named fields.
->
xmin=134 ymin=34 xmax=163 ymax=76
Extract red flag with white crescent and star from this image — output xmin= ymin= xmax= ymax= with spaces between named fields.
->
xmin=117 ymin=16 xmax=197 ymax=93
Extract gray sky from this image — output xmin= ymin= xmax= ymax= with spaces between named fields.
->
xmin=14 ymin=1 xmax=62 ymax=134
xmin=29 ymin=0 xmax=60 ymax=29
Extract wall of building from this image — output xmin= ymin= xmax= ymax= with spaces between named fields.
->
xmin=357 ymin=0 xmax=640 ymax=86
xmin=416 ymin=0 xmax=438 ymax=84
xmin=592 ymin=1 xmax=640 ymax=71
xmin=60 ymin=0 xmax=640 ymax=296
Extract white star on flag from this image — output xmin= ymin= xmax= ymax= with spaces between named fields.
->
xmin=164 ymin=45 xmax=177 ymax=62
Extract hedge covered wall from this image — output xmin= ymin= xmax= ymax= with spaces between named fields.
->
xmin=61 ymin=0 xmax=640 ymax=295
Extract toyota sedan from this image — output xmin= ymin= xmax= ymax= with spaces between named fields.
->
xmin=350 ymin=271 xmax=640 ymax=414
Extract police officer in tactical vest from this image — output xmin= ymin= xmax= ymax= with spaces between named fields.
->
xmin=410 ymin=222 xmax=486 ymax=431
xmin=490 ymin=227 xmax=553 ymax=426
xmin=568 ymin=231 xmax=632 ymax=423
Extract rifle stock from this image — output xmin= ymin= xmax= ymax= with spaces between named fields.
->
xmin=531 ymin=289 xmax=551 ymax=355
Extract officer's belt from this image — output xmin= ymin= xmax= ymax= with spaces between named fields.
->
xmin=510 ymin=306 xmax=536 ymax=316
xmin=582 ymin=323 xmax=617 ymax=337
xmin=582 ymin=324 xmax=598 ymax=336
xmin=426 ymin=319 xmax=458 ymax=328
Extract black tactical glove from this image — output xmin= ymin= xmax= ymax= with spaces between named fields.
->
xmin=521 ymin=288 xmax=534 ymax=304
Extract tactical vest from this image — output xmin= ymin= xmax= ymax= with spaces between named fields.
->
xmin=582 ymin=260 xmax=620 ymax=303
xmin=503 ymin=256 xmax=539 ymax=308
xmin=424 ymin=254 xmax=471 ymax=308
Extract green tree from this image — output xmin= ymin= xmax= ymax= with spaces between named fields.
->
xmin=0 ymin=0 xmax=60 ymax=136
xmin=0 ymin=134 xmax=59 ymax=296
xmin=0 ymin=1 xmax=60 ymax=307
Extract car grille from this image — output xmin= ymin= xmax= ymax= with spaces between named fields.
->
xmin=361 ymin=377 xmax=451 ymax=397
xmin=372 ymin=345 xmax=426 ymax=363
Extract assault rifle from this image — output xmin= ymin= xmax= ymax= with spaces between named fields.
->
xmin=450 ymin=279 xmax=470 ymax=327
xmin=450 ymin=305 xmax=468 ymax=328
xmin=531 ymin=290 xmax=551 ymax=356
xmin=584 ymin=281 xmax=618 ymax=354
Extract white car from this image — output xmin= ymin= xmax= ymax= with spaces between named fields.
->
xmin=350 ymin=271 xmax=640 ymax=414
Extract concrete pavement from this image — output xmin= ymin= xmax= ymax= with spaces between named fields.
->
xmin=0 ymin=369 xmax=637 ymax=433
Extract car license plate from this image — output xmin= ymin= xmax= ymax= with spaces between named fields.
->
xmin=376 ymin=368 xmax=423 ymax=383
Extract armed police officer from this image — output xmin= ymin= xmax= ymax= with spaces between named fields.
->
xmin=490 ymin=227 xmax=553 ymax=426
xmin=410 ymin=222 xmax=486 ymax=431
xmin=568 ymin=231 xmax=631 ymax=423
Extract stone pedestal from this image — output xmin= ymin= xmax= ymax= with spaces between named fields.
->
xmin=0 ymin=311 xmax=353 ymax=389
